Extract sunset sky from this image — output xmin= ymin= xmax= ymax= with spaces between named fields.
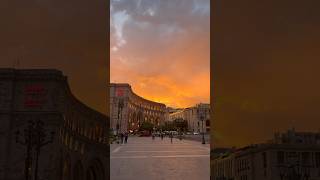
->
xmin=0 ymin=0 xmax=108 ymax=114
xmin=110 ymin=0 xmax=210 ymax=108
xmin=213 ymin=0 xmax=320 ymax=147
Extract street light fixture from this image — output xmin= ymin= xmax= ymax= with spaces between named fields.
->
xmin=117 ymin=98 xmax=124 ymax=144
xmin=197 ymin=108 xmax=206 ymax=145
xmin=15 ymin=119 xmax=55 ymax=180
xmin=200 ymin=114 xmax=205 ymax=144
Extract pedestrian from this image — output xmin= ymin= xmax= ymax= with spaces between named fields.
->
xmin=152 ymin=133 xmax=155 ymax=140
xmin=161 ymin=133 xmax=164 ymax=140
xmin=170 ymin=133 xmax=173 ymax=144
xmin=124 ymin=132 xmax=128 ymax=144
xmin=120 ymin=133 xmax=124 ymax=144
xmin=179 ymin=132 xmax=183 ymax=141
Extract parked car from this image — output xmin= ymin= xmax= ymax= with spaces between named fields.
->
xmin=193 ymin=132 xmax=200 ymax=135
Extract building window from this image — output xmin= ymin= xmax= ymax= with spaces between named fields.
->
xmin=316 ymin=152 xmax=320 ymax=168
xmin=262 ymin=152 xmax=267 ymax=168
xmin=302 ymin=152 xmax=310 ymax=165
xmin=277 ymin=151 xmax=284 ymax=164
xmin=206 ymin=120 xmax=210 ymax=126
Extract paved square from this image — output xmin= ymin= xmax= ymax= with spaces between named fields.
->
xmin=111 ymin=136 xmax=210 ymax=180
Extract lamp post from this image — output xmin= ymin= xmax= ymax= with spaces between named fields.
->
xmin=137 ymin=104 xmax=143 ymax=132
xmin=117 ymin=98 xmax=124 ymax=144
xmin=15 ymin=119 xmax=55 ymax=180
xmin=33 ymin=120 xmax=55 ymax=180
xmin=200 ymin=114 xmax=206 ymax=144
xmin=197 ymin=107 xmax=206 ymax=144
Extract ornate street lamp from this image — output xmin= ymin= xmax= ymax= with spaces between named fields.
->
xmin=15 ymin=119 xmax=55 ymax=180
xmin=200 ymin=114 xmax=205 ymax=144
xmin=197 ymin=108 xmax=206 ymax=144
xmin=117 ymin=98 xmax=124 ymax=144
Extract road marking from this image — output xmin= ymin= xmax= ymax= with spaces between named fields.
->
xmin=111 ymin=156 xmax=148 ymax=159
xmin=200 ymin=147 xmax=211 ymax=151
xmin=114 ymin=145 xmax=208 ymax=147
xmin=152 ymin=155 xmax=210 ymax=158
xmin=125 ymin=150 xmax=209 ymax=153
xmin=112 ymin=146 xmax=122 ymax=153
xmin=111 ymin=154 xmax=210 ymax=159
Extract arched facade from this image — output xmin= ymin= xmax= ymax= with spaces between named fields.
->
xmin=86 ymin=159 xmax=105 ymax=180
xmin=0 ymin=69 xmax=109 ymax=180
xmin=110 ymin=83 xmax=166 ymax=133
xmin=73 ymin=161 xmax=84 ymax=180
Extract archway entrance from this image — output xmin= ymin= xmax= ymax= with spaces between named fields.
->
xmin=86 ymin=166 xmax=97 ymax=180
xmin=62 ymin=155 xmax=71 ymax=180
xmin=86 ymin=159 xmax=105 ymax=180
xmin=73 ymin=161 xmax=84 ymax=180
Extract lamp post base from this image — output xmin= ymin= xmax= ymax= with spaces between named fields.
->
xmin=202 ymin=133 xmax=206 ymax=144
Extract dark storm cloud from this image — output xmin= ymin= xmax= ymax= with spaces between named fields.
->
xmin=0 ymin=0 xmax=108 ymax=113
xmin=213 ymin=0 xmax=320 ymax=147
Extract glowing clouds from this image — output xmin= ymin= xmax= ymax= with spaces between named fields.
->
xmin=111 ymin=0 xmax=210 ymax=108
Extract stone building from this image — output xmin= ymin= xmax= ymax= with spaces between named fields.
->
xmin=0 ymin=68 xmax=109 ymax=180
xmin=168 ymin=103 xmax=211 ymax=133
xmin=212 ymin=129 xmax=320 ymax=180
xmin=109 ymin=83 xmax=166 ymax=133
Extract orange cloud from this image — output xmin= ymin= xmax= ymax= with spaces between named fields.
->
xmin=111 ymin=0 xmax=210 ymax=108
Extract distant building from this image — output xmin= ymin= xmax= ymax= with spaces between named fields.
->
xmin=164 ymin=107 xmax=182 ymax=122
xmin=168 ymin=103 xmax=210 ymax=133
xmin=212 ymin=129 xmax=320 ymax=180
xmin=109 ymin=83 xmax=166 ymax=133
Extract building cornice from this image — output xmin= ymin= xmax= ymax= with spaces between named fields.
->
xmin=110 ymin=83 xmax=166 ymax=108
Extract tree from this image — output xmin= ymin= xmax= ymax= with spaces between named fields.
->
xmin=139 ymin=121 xmax=154 ymax=132
xmin=161 ymin=121 xmax=176 ymax=131
xmin=173 ymin=118 xmax=188 ymax=132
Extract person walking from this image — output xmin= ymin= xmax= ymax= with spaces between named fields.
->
xmin=120 ymin=132 xmax=124 ymax=144
xmin=124 ymin=132 xmax=128 ymax=144
xmin=170 ymin=132 xmax=173 ymax=144
xmin=161 ymin=133 xmax=164 ymax=140
xmin=152 ymin=133 xmax=155 ymax=140
xmin=179 ymin=131 xmax=183 ymax=141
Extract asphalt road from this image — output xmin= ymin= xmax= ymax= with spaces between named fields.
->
xmin=110 ymin=136 xmax=210 ymax=180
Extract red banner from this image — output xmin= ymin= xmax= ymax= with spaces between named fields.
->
xmin=116 ymin=88 xmax=124 ymax=97
xmin=24 ymin=85 xmax=47 ymax=107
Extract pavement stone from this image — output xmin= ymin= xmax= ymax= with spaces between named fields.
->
xmin=111 ymin=136 xmax=210 ymax=180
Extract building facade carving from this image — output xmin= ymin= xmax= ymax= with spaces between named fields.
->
xmin=0 ymin=68 xmax=109 ymax=180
